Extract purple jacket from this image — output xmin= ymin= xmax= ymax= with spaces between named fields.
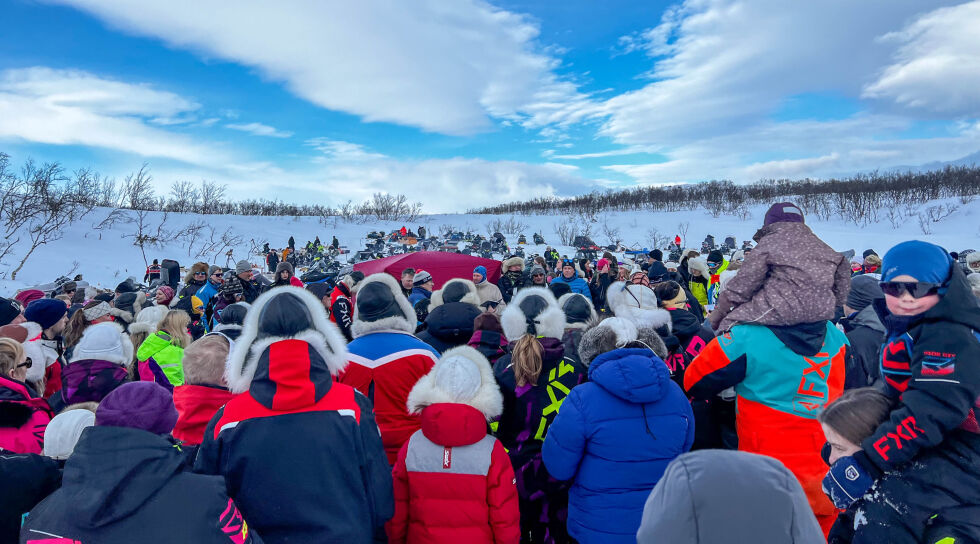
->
xmin=60 ymin=359 xmax=129 ymax=406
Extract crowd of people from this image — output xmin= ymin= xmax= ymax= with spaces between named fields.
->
xmin=2 ymin=201 xmax=980 ymax=544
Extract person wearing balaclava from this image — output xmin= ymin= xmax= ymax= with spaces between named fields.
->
xmin=838 ymin=275 xmax=885 ymax=389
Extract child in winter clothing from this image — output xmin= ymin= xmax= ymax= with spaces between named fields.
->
xmin=135 ymin=310 xmax=190 ymax=389
xmin=172 ymin=334 xmax=234 ymax=446
xmin=54 ymin=321 xmax=133 ymax=411
xmin=543 ymin=317 xmax=694 ymax=544
xmin=821 ymin=241 xmax=980 ymax=544
xmin=710 ymin=202 xmax=851 ymax=333
xmin=389 ymin=346 xmax=519 ymax=544
xmin=495 ymin=288 xmax=586 ymax=543
xmin=467 ymin=312 xmax=509 ymax=366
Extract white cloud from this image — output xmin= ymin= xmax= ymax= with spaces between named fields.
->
xmin=44 ymin=0 xmax=596 ymax=135
xmin=305 ymin=138 xmax=386 ymax=162
xmin=226 ymin=121 xmax=293 ymax=138
xmin=863 ymin=1 xmax=980 ymax=117
xmin=0 ymin=67 xmax=230 ymax=166
xmin=742 ymin=153 xmax=841 ymax=180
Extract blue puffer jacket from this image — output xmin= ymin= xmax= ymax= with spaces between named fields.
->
xmin=549 ymin=274 xmax=591 ymax=297
xmin=542 ymin=348 xmax=694 ymax=544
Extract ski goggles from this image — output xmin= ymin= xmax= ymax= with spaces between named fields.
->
xmin=561 ymin=259 xmax=575 ymax=267
xmin=879 ymin=281 xmax=940 ymax=299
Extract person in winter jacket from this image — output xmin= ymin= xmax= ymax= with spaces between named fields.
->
xmin=389 ymin=346 xmax=520 ymax=543
xmin=23 ymin=381 xmax=262 ymax=544
xmin=234 ymin=260 xmax=264 ymax=304
xmin=543 ymin=317 xmax=694 ymax=543
xmin=211 ymin=302 xmax=248 ymax=342
xmin=0 ymin=297 xmax=26 ymax=327
xmin=710 ymin=203 xmax=851 ymax=333
xmin=399 ymin=268 xmax=416 ymax=298
xmin=417 ymin=279 xmax=483 ymax=354
xmin=473 ymin=265 xmax=506 ymax=313
xmin=685 ymin=309 xmax=848 ymax=534
xmin=135 ymin=309 xmax=190 ymax=389
xmin=408 ymin=269 xmax=434 ymax=307
xmin=273 ymin=261 xmax=304 ymax=288
xmin=588 ymin=258 xmax=615 ymax=311
xmin=172 ymin=334 xmax=234 ymax=447
xmin=210 ymin=273 xmax=246 ymax=328
xmin=0 ymin=338 xmax=53 ymax=454
xmin=550 ymin=259 xmax=590 ymax=299
xmin=178 ymin=262 xmax=210 ymax=302
xmin=557 ymin=292 xmax=596 ymax=363
xmin=495 ymin=287 xmax=587 ymax=543
xmin=330 ymin=271 xmax=365 ymax=342
xmin=197 ymin=286 xmax=391 ymax=544
xmin=126 ymin=305 xmax=169 ymax=368
xmin=636 ymin=450 xmax=825 ymax=544
xmin=195 ymin=265 xmax=224 ymax=318
xmin=839 ymin=275 xmax=885 ymax=389
xmin=144 ymin=259 xmax=162 ymax=283
xmin=0 ymin=452 xmax=62 ymax=543
xmin=340 ymin=273 xmax=439 ymax=464
xmin=686 ymin=257 xmax=710 ymax=308
xmin=605 ymin=280 xmax=672 ymax=335
xmin=497 ymin=256 xmax=526 ymax=304
xmin=653 ymin=281 xmax=735 ymax=450
xmin=821 ymin=241 xmax=980 ymax=544
xmin=54 ymin=322 xmax=133 ymax=411
xmin=467 ymin=312 xmax=509 ymax=366
xmin=24 ymin=298 xmax=69 ymax=397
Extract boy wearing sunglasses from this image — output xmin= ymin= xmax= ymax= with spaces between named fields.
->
xmin=823 ymin=240 xmax=980 ymax=543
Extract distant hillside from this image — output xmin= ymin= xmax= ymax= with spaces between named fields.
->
xmin=469 ymin=166 xmax=980 ymax=221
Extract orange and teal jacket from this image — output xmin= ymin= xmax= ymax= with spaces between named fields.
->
xmin=684 ymin=321 xmax=847 ymax=520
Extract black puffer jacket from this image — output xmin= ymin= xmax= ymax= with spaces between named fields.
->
xmin=21 ymin=426 xmax=260 ymax=544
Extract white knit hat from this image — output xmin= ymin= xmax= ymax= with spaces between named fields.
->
xmin=43 ymin=410 xmax=95 ymax=460
xmin=406 ymin=346 xmax=503 ymax=419
xmin=128 ymin=305 xmax=170 ymax=335
xmin=69 ymin=322 xmax=134 ymax=367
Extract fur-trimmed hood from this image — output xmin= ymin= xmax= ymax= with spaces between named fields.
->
xmin=577 ymin=316 xmax=668 ymax=366
xmin=430 ymin=278 xmax=481 ymax=309
xmin=352 ymin=273 xmax=416 ymax=338
xmin=224 ymin=286 xmax=349 ymax=396
xmin=406 ymin=345 xmax=502 ymax=420
xmin=7 ymin=321 xmax=49 ymax=383
xmin=500 ymin=286 xmax=566 ymax=341
xmin=606 ymin=281 xmax=672 ymax=331
xmin=559 ymin=293 xmax=597 ymax=329
xmin=69 ymin=321 xmax=134 ymax=368
xmin=501 ymin=256 xmax=524 ymax=273
xmin=128 ymin=305 xmax=170 ymax=335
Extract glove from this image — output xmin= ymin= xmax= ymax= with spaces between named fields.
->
xmin=821 ymin=452 xmax=877 ymax=509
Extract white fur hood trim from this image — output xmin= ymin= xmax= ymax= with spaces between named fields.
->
xmin=352 ymin=273 xmax=417 ymax=338
xmin=606 ymin=281 xmax=672 ymax=332
xmin=69 ymin=321 xmax=134 ymax=368
xmin=687 ymin=256 xmax=709 ymax=278
xmin=128 ymin=305 xmax=170 ymax=335
xmin=407 ymin=345 xmax=503 ymax=420
xmin=500 ymin=286 xmax=566 ymax=342
xmin=430 ymin=278 xmax=481 ymax=309
xmin=225 ymin=286 xmax=349 ymax=394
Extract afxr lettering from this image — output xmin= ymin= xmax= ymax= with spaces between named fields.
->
xmin=791 ymin=353 xmax=830 ymax=416
xmin=872 ymin=416 xmax=925 ymax=461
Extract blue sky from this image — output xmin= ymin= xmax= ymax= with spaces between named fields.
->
xmin=1 ymin=0 xmax=978 ymax=212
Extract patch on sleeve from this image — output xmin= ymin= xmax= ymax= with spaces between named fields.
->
xmin=920 ymin=354 xmax=955 ymax=377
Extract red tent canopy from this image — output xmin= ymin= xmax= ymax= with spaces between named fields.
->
xmin=353 ymin=251 xmax=502 ymax=289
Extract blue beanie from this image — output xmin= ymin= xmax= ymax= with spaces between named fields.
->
xmin=24 ymin=298 xmax=68 ymax=329
xmin=473 ymin=266 xmax=488 ymax=284
xmin=882 ymin=241 xmax=952 ymax=284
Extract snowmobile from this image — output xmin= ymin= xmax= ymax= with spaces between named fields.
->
xmin=533 ymin=233 xmax=545 ymax=245
xmin=722 ymin=235 xmax=737 ymax=253
xmin=571 ymin=235 xmax=600 ymax=250
xmin=514 ymin=246 xmax=525 ymax=258
xmin=702 ymin=235 xmax=716 ymax=251
xmin=517 ymin=234 xmax=527 ymax=245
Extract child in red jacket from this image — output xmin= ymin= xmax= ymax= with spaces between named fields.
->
xmin=388 ymin=345 xmax=519 ymax=544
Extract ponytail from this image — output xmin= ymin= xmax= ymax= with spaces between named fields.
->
xmin=64 ymin=301 xmax=101 ymax=349
xmin=512 ymin=334 xmax=543 ymax=387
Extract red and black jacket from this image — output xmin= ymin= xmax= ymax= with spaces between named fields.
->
xmin=195 ymin=338 xmax=393 ymax=544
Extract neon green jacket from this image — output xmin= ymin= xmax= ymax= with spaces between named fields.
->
xmin=137 ymin=331 xmax=185 ymax=387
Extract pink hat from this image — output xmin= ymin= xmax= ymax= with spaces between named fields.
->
xmin=597 ymin=258 xmax=610 ymax=270
xmin=14 ymin=289 xmax=45 ymax=307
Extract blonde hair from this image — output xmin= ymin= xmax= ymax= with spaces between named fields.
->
xmin=511 ymin=334 xmax=543 ymax=387
xmin=0 ymin=338 xmax=25 ymax=376
xmin=159 ymin=310 xmax=191 ymax=349
xmin=183 ymin=334 xmax=230 ymax=386
xmin=129 ymin=330 xmax=149 ymax=368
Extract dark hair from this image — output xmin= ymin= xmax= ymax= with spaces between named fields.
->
xmin=401 ymin=267 xmax=416 ymax=277
xmin=818 ymin=388 xmax=892 ymax=445
xmin=64 ymin=300 xmax=104 ymax=349
xmin=653 ymin=281 xmax=682 ymax=307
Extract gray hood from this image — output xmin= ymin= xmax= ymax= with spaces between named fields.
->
xmin=850 ymin=303 xmax=884 ymax=334
xmin=637 ymin=450 xmax=824 ymax=544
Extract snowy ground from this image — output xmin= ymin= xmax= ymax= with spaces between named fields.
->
xmin=1 ymin=196 xmax=978 ymax=292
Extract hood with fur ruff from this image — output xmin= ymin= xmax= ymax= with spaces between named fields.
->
xmin=128 ymin=305 xmax=170 ymax=335
xmin=224 ymin=286 xmax=349 ymax=395
xmin=430 ymin=278 xmax=481 ymax=309
xmin=351 ymin=273 xmax=416 ymax=338
xmin=606 ymin=281 xmax=672 ymax=332
xmin=558 ymin=293 xmax=597 ymax=329
xmin=500 ymin=287 xmax=566 ymax=341
xmin=577 ymin=316 xmax=668 ymax=366
xmin=69 ymin=321 xmax=134 ymax=368
xmin=406 ymin=345 xmax=502 ymax=420
xmin=501 ymin=256 xmax=524 ymax=273
xmin=687 ymin=257 xmax=709 ymax=279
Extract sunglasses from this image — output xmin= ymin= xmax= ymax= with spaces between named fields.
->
xmin=880 ymin=281 xmax=940 ymax=299
xmin=17 ymin=357 xmax=32 ymax=369
xmin=194 ymin=271 xmax=207 ymax=276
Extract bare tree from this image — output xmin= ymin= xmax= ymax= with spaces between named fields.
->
xmin=677 ymin=221 xmax=690 ymax=247
xmin=167 ymin=180 xmax=198 ymax=213
xmin=198 ymin=180 xmax=227 ymax=214
xmin=119 ymin=164 xmax=156 ymax=210
xmin=122 ymin=210 xmax=176 ymax=268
